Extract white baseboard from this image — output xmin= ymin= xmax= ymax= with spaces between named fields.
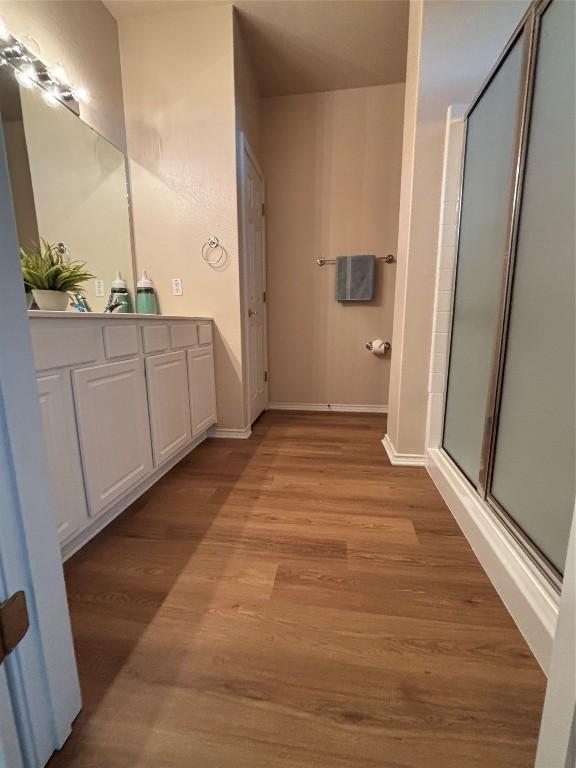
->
xmin=62 ymin=432 xmax=208 ymax=561
xmin=268 ymin=402 xmax=388 ymax=414
xmin=427 ymin=447 xmax=559 ymax=672
xmin=208 ymin=425 xmax=252 ymax=439
xmin=381 ymin=433 xmax=426 ymax=466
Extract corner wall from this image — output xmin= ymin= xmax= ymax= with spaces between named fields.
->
xmin=261 ymin=84 xmax=404 ymax=409
xmin=118 ymin=5 xmax=247 ymax=430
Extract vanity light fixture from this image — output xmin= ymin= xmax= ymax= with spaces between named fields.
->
xmin=0 ymin=19 xmax=88 ymax=113
xmin=48 ymin=62 xmax=68 ymax=83
xmin=72 ymin=85 xmax=90 ymax=104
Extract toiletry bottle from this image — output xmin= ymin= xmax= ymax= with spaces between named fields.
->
xmin=109 ymin=271 xmax=131 ymax=313
xmin=107 ymin=272 xmax=132 ymax=313
xmin=136 ymin=271 xmax=158 ymax=314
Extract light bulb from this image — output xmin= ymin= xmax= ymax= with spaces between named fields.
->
xmin=72 ymin=85 xmax=90 ymax=103
xmin=0 ymin=17 xmax=10 ymax=42
xmin=49 ymin=62 xmax=68 ymax=84
xmin=19 ymin=35 xmax=41 ymax=59
xmin=42 ymin=86 xmax=60 ymax=108
xmin=15 ymin=65 xmax=37 ymax=89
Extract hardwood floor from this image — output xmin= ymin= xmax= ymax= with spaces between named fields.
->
xmin=50 ymin=412 xmax=545 ymax=768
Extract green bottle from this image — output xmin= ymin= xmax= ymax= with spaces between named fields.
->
xmin=136 ymin=271 xmax=158 ymax=314
xmin=110 ymin=271 xmax=131 ymax=313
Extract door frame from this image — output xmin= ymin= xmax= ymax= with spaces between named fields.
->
xmin=239 ymin=132 xmax=269 ymax=425
xmin=0 ymin=120 xmax=81 ymax=764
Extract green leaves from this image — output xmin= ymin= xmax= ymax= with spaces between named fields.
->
xmin=20 ymin=240 xmax=94 ymax=295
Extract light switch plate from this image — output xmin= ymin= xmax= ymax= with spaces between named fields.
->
xmin=171 ymin=277 xmax=183 ymax=296
xmin=94 ymin=279 xmax=105 ymax=297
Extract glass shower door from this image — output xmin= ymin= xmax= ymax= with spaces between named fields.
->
xmin=442 ymin=27 xmax=528 ymax=486
xmin=488 ymin=0 xmax=576 ymax=576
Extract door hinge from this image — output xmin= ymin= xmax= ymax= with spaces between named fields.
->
xmin=262 ymin=291 xmax=266 ymax=303
xmin=264 ymin=371 xmax=268 ymax=383
xmin=0 ymin=591 xmax=29 ymax=665
xmin=261 ymin=202 xmax=265 ymax=217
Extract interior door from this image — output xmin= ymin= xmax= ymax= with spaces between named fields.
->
xmin=0 ymin=619 xmax=23 ymax=768
xmin=0 ymin=121 xmax=80 ymax=765
xmin=241 ymin=135 xmax=268 ymax=424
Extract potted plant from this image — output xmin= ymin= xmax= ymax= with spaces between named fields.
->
xmin=20 ymin=240 xmax=93 ymax=311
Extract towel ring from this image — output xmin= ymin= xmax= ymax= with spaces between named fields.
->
xmin=202 ymin=236 xmax=225 ymax=266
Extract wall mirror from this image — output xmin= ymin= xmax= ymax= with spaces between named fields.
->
xmin=0 ymin=65 xmax=135 ymax=312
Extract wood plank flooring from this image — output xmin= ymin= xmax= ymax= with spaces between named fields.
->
xmin=50 ymin=412 xmax=545 ymax=768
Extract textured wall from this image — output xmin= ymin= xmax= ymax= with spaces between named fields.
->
xmin=262 ymin=83 xmax=404 ymax=408
xmin=119 ymin=5 xmax=246 ymax=430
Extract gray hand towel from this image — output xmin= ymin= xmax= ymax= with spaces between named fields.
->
xmin=335 ymin=255 xmax=376 ymax=301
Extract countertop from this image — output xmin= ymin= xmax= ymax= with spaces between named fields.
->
xmin=28 ymin=311 xmax=212 ymax=321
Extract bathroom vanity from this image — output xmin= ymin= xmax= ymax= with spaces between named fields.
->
xmin=29 ymin=312 xmax=217 ymax=559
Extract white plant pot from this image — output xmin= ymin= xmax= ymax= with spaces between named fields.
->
xmin=32 ymin=289 xmax=69 ymax=311
xmin=25 ymin=292 xmax=33 ymax=310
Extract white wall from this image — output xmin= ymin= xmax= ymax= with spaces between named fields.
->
xmin=387 ymin=0 xmax=529 ymax=457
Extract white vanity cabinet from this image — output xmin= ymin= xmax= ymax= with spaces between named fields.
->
xmin=146 ymin=351 xmax=192 ymax=467
xmin=188 ymin=346 xmax=217 ymax=436
xmin=37 ymin=372 xmax=88 ymax=543
xmin=73 ymin=358 xmax=153 ymax=517
xmin=28 ymin=312 xmax=216 ymax=559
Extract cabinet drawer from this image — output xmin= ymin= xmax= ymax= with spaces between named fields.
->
xmin=103 ymin=324 xmax=139 ymax=359
xmin=142 ymin=324 xmax=170 ymax=354
xmin=72 ymin=359 xmax=153 ymax=516
xmin=170 ymin=323 xmax=198 ymax=349
xmin=197 ymin=323 xmax=213 ymax=346
xmin=31 ymin=323 xmax=102 ymax=371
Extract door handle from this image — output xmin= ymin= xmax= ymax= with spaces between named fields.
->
xmin=0 ymin=591 xmax=29 ymax=665
xmin=248 ymin=308 xmax=258 ymax=318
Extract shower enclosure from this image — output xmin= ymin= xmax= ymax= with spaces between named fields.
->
xmin=442 ymin=0 xmax=575 ymax=586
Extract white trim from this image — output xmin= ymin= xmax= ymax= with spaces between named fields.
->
xmin=208 ymin=425 xmax=252 ymax=439
xmin=427 ymin=447 xmax=559 ymax=672
xmin=536 ymin=504 xmax=576 ymax=766
xmin=387 ymin=0 xmax=424 ymax=447
xmin=269 ymin=403 xmax=388 ymax=414
xmin=381 ymin=433 xmax=426 ymax=466
xmin=62 ymin=433 xmax=208 ymax=562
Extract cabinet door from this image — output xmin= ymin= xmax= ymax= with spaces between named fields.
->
xmin=37 ymin=372 xmax=88 ymax=544
xmin=73 ymin=359 xmax=153 ymax=517
xmin=145 ymin=351 xmax=192 ymax=466
xmin=187 ymin=347 xmax=217 ymax=436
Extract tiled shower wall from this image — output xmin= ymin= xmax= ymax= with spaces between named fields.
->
xmin=426 ymin=107 xmax=466 ymax=449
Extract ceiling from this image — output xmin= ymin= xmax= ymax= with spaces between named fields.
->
xmin=104 ymin=0 xmax=408 ymax=97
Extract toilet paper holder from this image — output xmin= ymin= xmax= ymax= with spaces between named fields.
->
xmin=366 ymin=339 xmax=391 ymax=354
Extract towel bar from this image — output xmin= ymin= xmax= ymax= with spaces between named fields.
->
xmin=316 ymin=255 xmax=394 ymax=266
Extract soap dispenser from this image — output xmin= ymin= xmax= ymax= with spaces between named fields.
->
xmin=136 ymin=271 xmax=158 ymax=315
xmin=109 ymin=271 xmax=131 ymax=313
